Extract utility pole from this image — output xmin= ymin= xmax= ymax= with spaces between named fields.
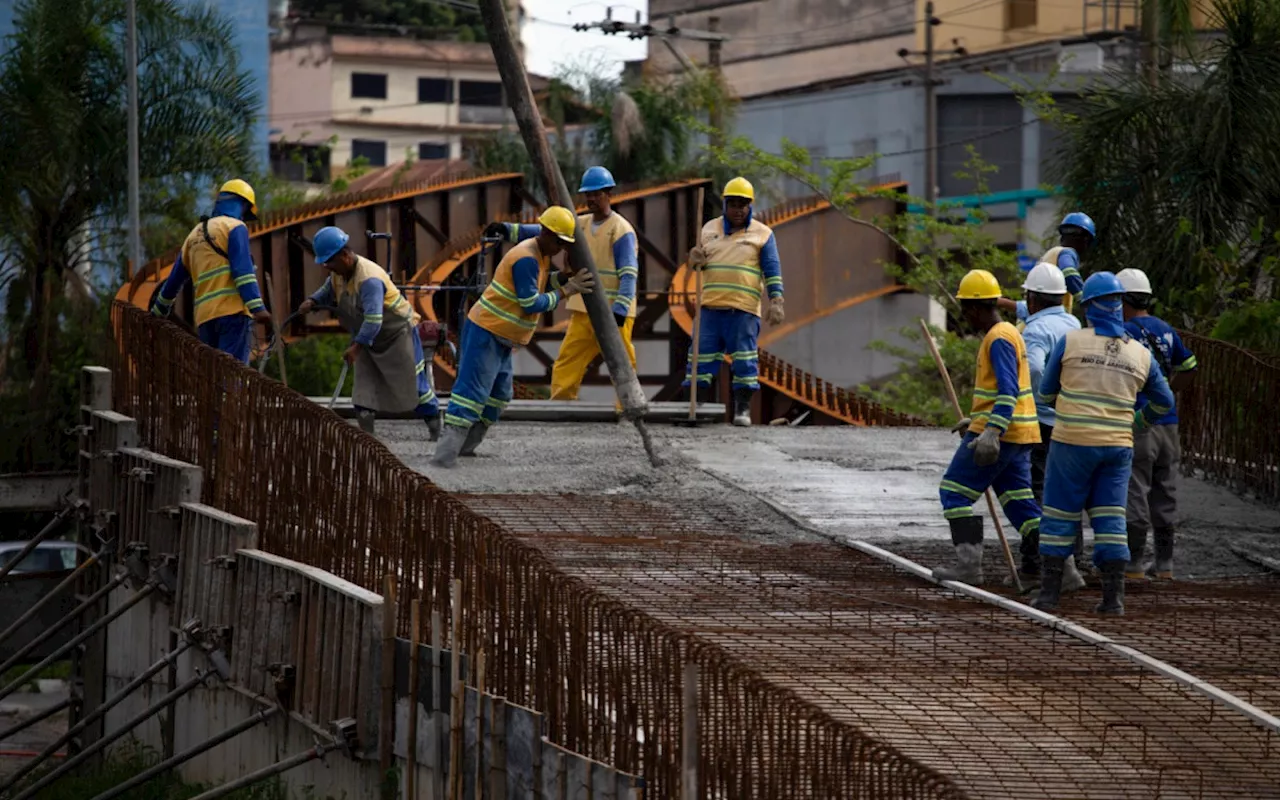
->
xmin=126 ymin=0 xmax=142 ymax=280
xmin=898 ymin=3 xmax=965 ymax=213
xmin=708 ymin=16 xmax=722 ymax=148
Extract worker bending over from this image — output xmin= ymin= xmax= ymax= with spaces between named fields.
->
xmin=151 ymin=179 xmax=271 ymax=362
xmin=299 ymin=227 xmax=439 ymax=439
xmin=935 ymin=270 xmax=1041 ymax=585
xmin=1032 ymin=272 xmax=1175 ymax=615
xmin=1118 ymin=268 xmax=1198 ymax=581
xmin=433 ymin=207 xmax=594 ymax=467
xmin=484 ymin=166 xmax=639 ymax=400
xmin=684 ymin=177 xmax=785 ymax=426
xmin=999 ymin=212 xmax=1095 ymax=320
xmin=1018 ymin=262 xmax=1085 ymax=592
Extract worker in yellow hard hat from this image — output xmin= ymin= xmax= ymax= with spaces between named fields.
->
xmin=683 ymin=176 xmax=786 ymax=426
xmin=934 ymin=269 xmax=1041 ymax=586
xmin=150 ymin=179 xmax=270 ymax=363
xmin=433 ymin=206 xmax=596 ymax=468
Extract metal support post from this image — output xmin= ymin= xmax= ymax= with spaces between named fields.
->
xmin=0 ymin=541 xmax=110 ymax=648
xmin=186 ymin=718 xmax=357 ymax=800
xmin=0 ymin=696 xmax=73 ymax=742
xmin=924 ymin=0 xmax=937 ymax=210
xmin=0 ymin=569 xmax=131 ymax=677
xmin=125 ymin=0 xmax=141 ymax=282
xmin=0 ymin=505 xmax=75 ymax=582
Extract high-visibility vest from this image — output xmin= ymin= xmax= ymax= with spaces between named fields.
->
xmin=468 ymin=239 xmax=550 ymax=346
xmin=181 ymin=216 xmax=253 ymax=327
xmin=698 ymin=217 xmax=775 ymax=317
xmin=968 ymin=322 xmax=1040 ymax=444
xmin=1051 ymin=329 xmax=1151 ymax=447
xmin=330 ymin=256 xmax=418 ymax=327
xmin=1040 ymin=246 xmax=1076 ymax=314
xmin=569 ymin=212 xmax=638 ymax=318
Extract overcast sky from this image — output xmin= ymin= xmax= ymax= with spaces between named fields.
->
xmin=520 ymin=0 xmax=650 ymax=80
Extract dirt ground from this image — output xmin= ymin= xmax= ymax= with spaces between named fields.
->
xmin=0 ymin=688 xmax=68 ymax=782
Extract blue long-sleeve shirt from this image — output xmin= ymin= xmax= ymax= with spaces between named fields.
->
xmin=309 ymin=276 xmax=388 ymax=346
xmin=511 ymin=255 xmax=560 ymax=316
xmin=1125 ymin=315 xmax=1197 ymax=426
xmin=986 ymin=338 xmax=1021 ymax=433
xmin=1039 ymin=337 xmax=1176 ymax=427
xmin=1022 ymin=306 xmax=1081 ymax=427
xmin=153 ymin=198 xmax=263 ymax=317
xmin=505 ymin=219 xmax=638 ymax=316
xmin=759 ymin=234 xmax=784 ymax=299
xmin=1015 ymin=248 xmax=1084 ymax=321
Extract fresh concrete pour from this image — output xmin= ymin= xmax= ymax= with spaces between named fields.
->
xmin=380 ymin=420 xmax=1280 ymax=580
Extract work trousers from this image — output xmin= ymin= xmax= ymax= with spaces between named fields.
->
xmin=682 ymin=307 xmax=761 ymax=391
xmin=939 ymin=433 xmax=1041 ymax=544
xmin=198 ymin=314 xmax=254 ymax=365
xmin=443 ymin=318 xmax=512 ymax=430
xmin=1041 ymin=442 xmax=1133 ymax=565
xmin=352 ymin=332 xmax=439 ymax=420
xmin=1127 ymin=424 xmax=1180 ymax=531
xmin=549 ymin=312 xmax=637 ymax=401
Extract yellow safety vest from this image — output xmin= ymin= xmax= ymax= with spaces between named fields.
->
xmin=181 ymin=216 xmax=254 ymax=327
xmin=968 ymin=322 xmax=1040 ymax=444
xmin=330 ymin=256 xmax=418 ymax=326
xmin=698 ymin=217 xmax=774 ymax=317
xmin=1051 ymin=330 xmax=1150 ymax=448
xmin=568 ymin=212 xmax=638 ymax=318
xmin=469 ymin=239 xmax=551 ymax=346
xmin=1040 ymin=246 xmax=1075 ymax=314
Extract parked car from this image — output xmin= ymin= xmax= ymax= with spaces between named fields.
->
xmin=0 ymin=540 xmax=91 ymax=575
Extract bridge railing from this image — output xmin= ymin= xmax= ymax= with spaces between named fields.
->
xmin=109 ymin=301 xmax=962 ymax=800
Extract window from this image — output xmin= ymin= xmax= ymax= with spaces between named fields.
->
xmin=351 ymin=72 xmax=387 ymax=99
xmin=937 ymin=95 xmax=1024 ymax=197
xmin=270 ymin=142 xmax=331 ymax=184
xmin=1005 ymin=0 xmax=1037 ymax=29
xmin=418 ymin=77 xmax=453 ymax=104
xmin=351 ymin=139 xmax=387 ymax=167
xmin=419 ymin=142 xmax=450 ymax=160
xmin=458 ymin=80 xmax=503 ymax=107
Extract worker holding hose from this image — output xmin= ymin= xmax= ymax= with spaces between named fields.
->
xmin=150 ymin=179 xmax=271 ymax=363
xmin=485 ymin=166 xmax=639 ymax=401
xmin=433 ymin=207 xmax=595 ymax=468
xmin=1032 ymin=272 xmax=1176 ymax=615
xmin=935 ymin=270 xmax=1042 ymax=586
xmin=298 ymin=226 xmax=440 ymax=439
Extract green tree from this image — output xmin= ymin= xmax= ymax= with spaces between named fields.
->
xmin=0 ymin=0 xmax=259 ymax=472
xmin=288 ymin=0 xmax=485 ymax=40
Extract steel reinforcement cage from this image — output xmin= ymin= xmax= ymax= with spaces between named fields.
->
xmin=110 ymin=302 xmax=964 ymax=799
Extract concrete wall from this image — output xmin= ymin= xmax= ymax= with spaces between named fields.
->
xmin=269 ymin=38 xmax=336 ymax=146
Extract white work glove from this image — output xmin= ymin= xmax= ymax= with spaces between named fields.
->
xmin=766 ymin=296 xmax=785 ymax=325
xmin=562 ymin=268 xmax=595 ymax=297
xmin=950 ymin=417 xmax=972 ymax=435
xmin=687 ymin=245 xmax=708 ymax=270
xmin=968 ymin=425 xmax=1002 ymax=467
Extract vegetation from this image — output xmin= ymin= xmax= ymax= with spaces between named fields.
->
xmin=262 ymin=335 xmax=353 ymax=398
xmin=287 ymin=0 xmax=485 ymax=41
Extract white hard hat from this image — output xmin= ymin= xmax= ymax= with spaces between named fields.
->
xmin=1022 ymin=262 xmax=1067 ymax=295
xmin=1116 ymin=268 xmax=1152 ymax=294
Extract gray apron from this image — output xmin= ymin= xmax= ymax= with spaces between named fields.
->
xmin=336 ymin=291 xmax=420 ymax=413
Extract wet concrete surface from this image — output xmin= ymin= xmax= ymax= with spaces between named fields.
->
xmin=0 ymin=688 xmax=68 ymax=781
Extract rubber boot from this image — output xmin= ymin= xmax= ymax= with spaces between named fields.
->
xmin=1030 ymin=555 xmax=1065 ymax=611
xmin=459 ymin=423 xmax=488 ymax=457
xmin=933 ymin=517 xmax=984 ymax=584
xmin=1150 ymin=527 xmax=1175 ymax=580
xmin=424 ymin=413 xmax=441 ymax=442
xmin=1061 ymin=556 xmax=1086 ymax=593
xmin=1095 ymin=560 xmax=1126 ymax=616
xmin=431 ymin=424 xmax=468 ymax=468
xmin=1016 ymin=528 xmax=1041 ymax=592
xmin=1125 ymin=524 xmax=1149 ymax=581
xmin=732 ymin=388 xmax=753 ymax=427
xmin=357 ymin=409 xmax=376 ymax=435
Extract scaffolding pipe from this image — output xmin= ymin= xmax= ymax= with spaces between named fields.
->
xmin=0 ymin=542 xmax=109 ymax=648
xmin=87 ymin=705 xmax=281 ymax=800
xmin=11 ymin=669 xmax=212 ymax=800
xmin=0 ymin=696 xmax=72 ymax=742
xmin=0 ymin=570 xmax=132 ymax=677
xmin=0 ymin=506 xmax=74 ymax=583
xmin=0 ymin=580 xmax=157 ymax=704
xmin=186 ymin=741 xmax=340 ymax=800
xmin=0 ymin=636 xmax=196 ymax=794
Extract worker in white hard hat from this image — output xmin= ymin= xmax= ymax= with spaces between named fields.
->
xmin=1117 ymin=267 xmax=1198 ymax=582
xmin=1017 ymin=262 xmax=1086 ymax=593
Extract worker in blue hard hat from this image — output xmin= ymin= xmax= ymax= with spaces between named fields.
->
xmin=150 ymin=179 xmax=272 ymax=363
xmin=999 ymin=211 xmax=1096 ymax=321
xmin=1032 ymin=271 xmax=1176 ymax=616
xmin=483 ymin=166 xmax=639 ymax=401
xmin=297 ymin=226 xmax=440 ymax=439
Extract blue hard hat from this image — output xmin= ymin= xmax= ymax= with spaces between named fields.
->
xmin=578 ymin=166 xmax=616 ymax=193
xmin=1059 ymin=212 xmax=1097 ymax=240
xmin=313 ymin=226 xmax=350 ymax=265
xmin=1080 ymin=271 xmax=1125 ymax=305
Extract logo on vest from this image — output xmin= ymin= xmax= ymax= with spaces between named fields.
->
xmin=1105 ymin=339 xmax=1121 ymax=357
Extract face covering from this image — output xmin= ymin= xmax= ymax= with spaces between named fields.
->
xmin=1084 ymin=296 xmax=1126 ymax=338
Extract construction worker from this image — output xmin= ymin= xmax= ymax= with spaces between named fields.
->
xmin=298 ymin=227 xmax=439 ymax=438
xmin=998 ymin=212 xmax=1095 ymax=320
xmin=1118 ymin=268 xmax=1198 ymax=581
xmin=1031 ymin=272 xmax=1176 ymax=615
xmin=483 ymin=166 xmax=639 ymax=400
xmin=683 ymin=177 xmax=785 ymax=426
xmin=935 ymin=270 xmax=1041 ymax=585
xmin=1017 ymin=262 xmax=1087 ymax=591
xmin=433 ymin=207 xmax=595 ymax=467
xmin=151 ymin=179 xmax=271 ymax=362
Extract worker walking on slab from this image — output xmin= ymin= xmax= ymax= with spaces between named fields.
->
xmin=1117 ymin=268 xmax=1198 ymax=581
xmin=1032 ymin=272 xmax=1176 ymax=615
xmin=433 ymin=207 xmax=595 ymax=468
xmin=683 ymin=177 xmax=786 ymax=426
xmin=299 ymin=226 xmax=440 ymax=439
xmin=150 ymin=179 xmax=272 ymax=363
xmin=1018 ymin=263 xmax=1086 ymax=592
xmin=935 ymin=270 xmax=1041 ymax=585
xmin=999 ymin=212 xmax=1095 ymax=320
xmin=484 ymin=166 xmax=639 ymax=401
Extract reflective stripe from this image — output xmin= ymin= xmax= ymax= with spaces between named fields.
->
xmin=469 ymin=239 xmax=549 ymax=346
xmin=940 ymin=480 xmax=981 ymax=501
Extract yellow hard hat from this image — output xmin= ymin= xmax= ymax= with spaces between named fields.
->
xmin=538 ymin=206 xmax=576 ymax=243
xmin=219 ymin=179 xmax=258 ymax=219
xmin=723 ymin=176 xmax=754 ymax=201
xmin=957 ymin=269 xmax=1002 ymax=300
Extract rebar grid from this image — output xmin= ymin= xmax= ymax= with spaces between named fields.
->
xmin=465 ymin=493 xmax=1280 ymax=799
